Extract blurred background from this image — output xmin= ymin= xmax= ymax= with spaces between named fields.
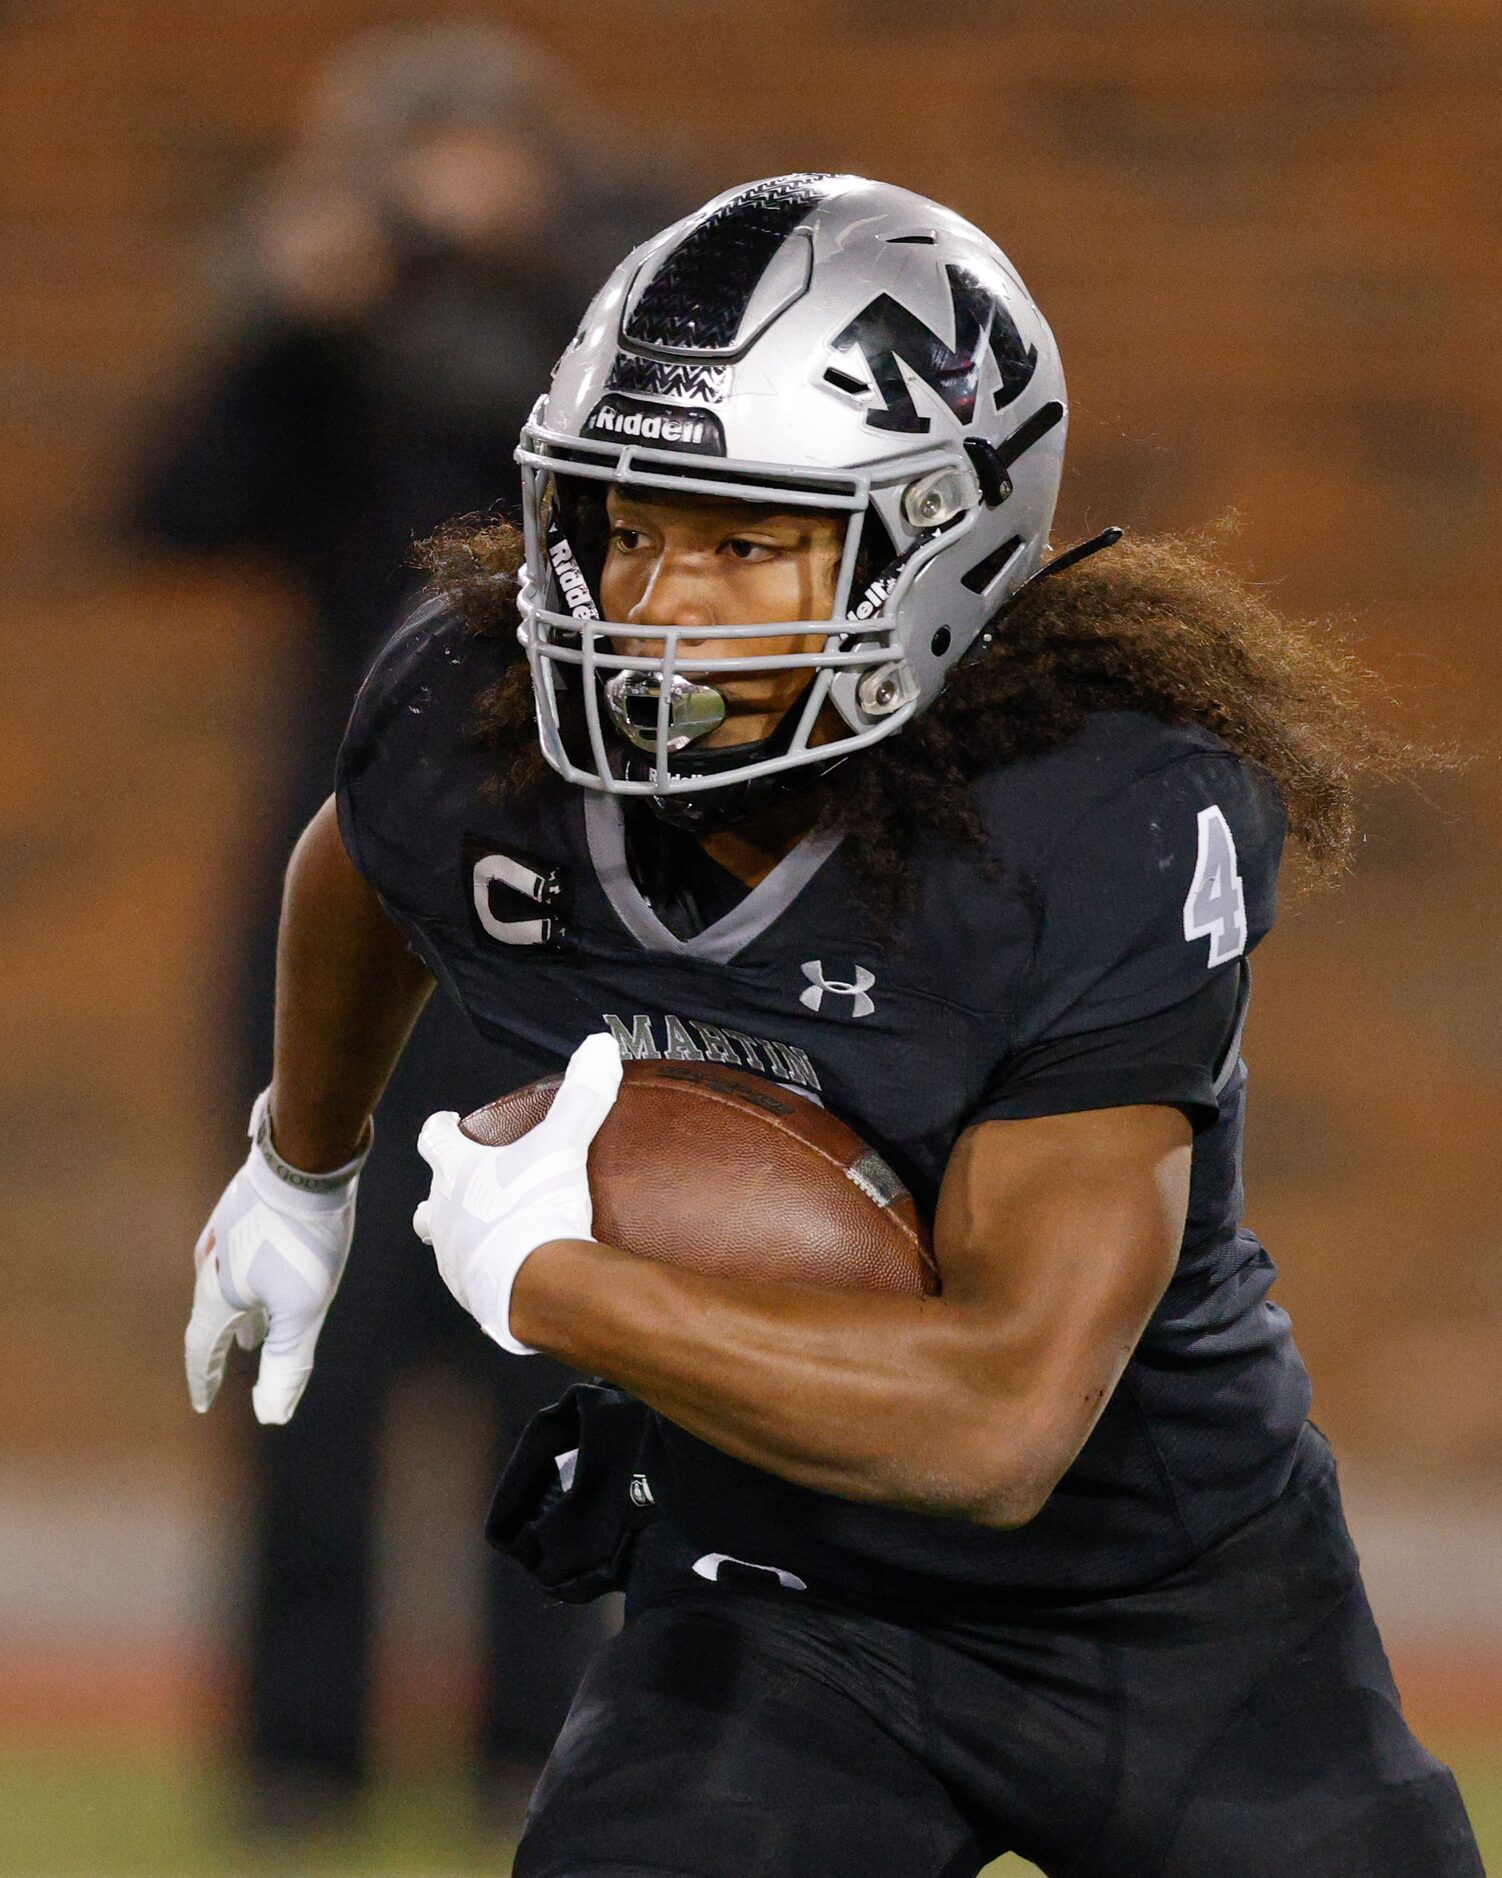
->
xmin=0 ymin=0 xmax=1497 ymax=1873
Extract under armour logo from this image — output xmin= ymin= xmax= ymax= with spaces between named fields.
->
xmin=800 ymin=960 xmax=876 ymax=1018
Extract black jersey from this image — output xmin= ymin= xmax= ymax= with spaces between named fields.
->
xmin=336 ymin=601 xmax=1313 ymax=1602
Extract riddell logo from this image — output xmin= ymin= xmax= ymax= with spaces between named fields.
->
xmin=549 ymin=537 xmax=598 ymax=618
xmin=848 ymin=573 xmax=896 ymax=622
xmin=582 ymin=394 xmax=726 ymax=456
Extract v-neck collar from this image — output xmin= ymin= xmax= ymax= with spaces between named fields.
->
xmin=582 ymin=790 xmax=843 ymax=963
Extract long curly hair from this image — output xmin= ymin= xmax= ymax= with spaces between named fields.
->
xmin=414 ymin=514 xmax=1436 ymax=922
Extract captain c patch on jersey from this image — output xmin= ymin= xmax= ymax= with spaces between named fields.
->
xmin=464 ymin=836 xmax=569 ymax=950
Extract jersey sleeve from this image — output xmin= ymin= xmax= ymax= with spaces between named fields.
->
xmin=334 ymin=597 xmax=491 ymax=921
xmin=970 ymin=747 xmax=1283 ymax=1131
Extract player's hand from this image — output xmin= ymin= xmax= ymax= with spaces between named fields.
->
xmin=414 ymin=1032 xmax=622 ymax=1353
xmin=185 ymin=1092 xmax=368 ymax=1425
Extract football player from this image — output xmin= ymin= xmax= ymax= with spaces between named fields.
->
xmin=186 ymin=176 xmax=1483 ymax=1874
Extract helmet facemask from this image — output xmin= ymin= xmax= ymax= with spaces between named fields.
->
xmin=516 ymin=431 xmax=978 ymax=803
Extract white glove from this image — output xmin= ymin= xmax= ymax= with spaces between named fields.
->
xmin=414 ymin=1032 xmax=622 ymax=1354
xmin=185 ymin=1091 xmax=368 ymax=1425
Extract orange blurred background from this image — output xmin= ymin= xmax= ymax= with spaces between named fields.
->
xmin=1 ymin=0 xmax=1497 ymax=1858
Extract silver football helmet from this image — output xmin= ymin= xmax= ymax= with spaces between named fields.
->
xmin=516 ymin=172 xmax=1066 ymax=799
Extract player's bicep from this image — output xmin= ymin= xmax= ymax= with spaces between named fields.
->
xmin=935 ymin=1104 xmax=1191 ymax=1513
xmin=292 ymin=793 xmax=387 ymax=914
xmin=283 ymin=797 xmax=432 ymax=988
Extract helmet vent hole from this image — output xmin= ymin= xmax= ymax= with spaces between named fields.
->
xmin=960 ymin=533 xmax=1025 ymax=596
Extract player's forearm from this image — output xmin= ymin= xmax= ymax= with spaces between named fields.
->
xmin=511 ymin=1242 xmax=1056 ymax=1525
xmin=269 ymin=797 xmax=435 ymax=1172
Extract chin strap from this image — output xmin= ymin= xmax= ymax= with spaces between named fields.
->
xmin=642 ymin=756 xmax=845 ymax=835
xmin=615 ymin=527 xmax=1126 ymax=829
xmin=1016 ymin=525 xmax=1124 ymax=599
xmin=960 ymin=525 xmax=1124 ymax=667
xmin=625 ymin=680 xmax=844 ymax=835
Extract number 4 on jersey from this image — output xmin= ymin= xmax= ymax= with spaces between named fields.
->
xmin=1183 ymin=805 xmax=1247 ymax=967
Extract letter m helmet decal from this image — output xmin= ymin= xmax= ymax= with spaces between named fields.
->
xmin=830 ymin=264 xmax=1038 ymax=434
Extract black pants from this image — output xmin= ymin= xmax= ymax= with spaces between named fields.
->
xmin=515 ymin=1429 xmax=1482 ymax=1876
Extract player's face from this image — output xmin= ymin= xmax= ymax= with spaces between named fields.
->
xmin=599 ymin=487 xmax=846 ymax=747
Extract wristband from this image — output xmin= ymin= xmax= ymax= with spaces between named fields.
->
xmin=250 ymin=1089 xmax=372 ymax=1195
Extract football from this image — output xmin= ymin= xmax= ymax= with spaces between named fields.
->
xmin=460 ymin=1059 xmax=938 ymax=1296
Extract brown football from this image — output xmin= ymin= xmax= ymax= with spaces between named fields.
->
xmin=460 ymin=1059 xmax=937 ymax=1296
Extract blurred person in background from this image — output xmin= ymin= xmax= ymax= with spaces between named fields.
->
xmin=131 ymin=22 xmax=685 ymax=1833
